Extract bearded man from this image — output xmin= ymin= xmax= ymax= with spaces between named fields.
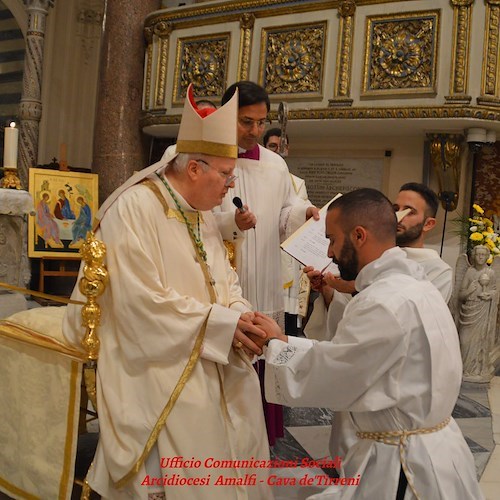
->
xmin=253 ymin=188 xmax=483 ymax=500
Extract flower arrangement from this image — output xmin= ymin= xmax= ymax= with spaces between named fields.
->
xmin=466 ymin=203 xmax=500 ymax=264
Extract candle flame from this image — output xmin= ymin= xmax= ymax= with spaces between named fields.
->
xmin=9 ymin=121 xmax=16 ymax=128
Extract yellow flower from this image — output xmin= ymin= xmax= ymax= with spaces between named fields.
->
xmin=473 ymin=204 xmax=484 ymax=214
xmin=469 ymin=218 xmax=481 ymax=225
xmin=486 ymin=226 xmax=494 ymax=233
xmin=487 ymin=256 xmax=493 ymax=265
xmin=470 ymin=232 xmax=484 ymax=242
xmin=485 ymin=239 xmax=495 ymax=250
xmin=484 ymin=218 xmax=493 ymax=227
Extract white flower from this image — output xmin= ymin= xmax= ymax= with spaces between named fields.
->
xmin=493 ymin=247 xmax=500 ymax=254
xmin=470 ymin=226 xmax=478 ymax=232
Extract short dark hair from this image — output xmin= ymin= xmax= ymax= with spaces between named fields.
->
xmin=329 ymin=188 xmax=397 ymax=242
xmin=399 ymin=182 xmax=439 ymax=218
xmin=263 ymin=127 xmax=289 ymax=147
xmin=222 ymin=81 xmax=270 ymax=112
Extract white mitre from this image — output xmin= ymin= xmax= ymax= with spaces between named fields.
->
xmin=176 ymin=84 xmax=238 ymax=158
xmin=94 ymin=84 xmax=238 ymax=225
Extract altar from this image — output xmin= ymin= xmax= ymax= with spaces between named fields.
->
xmin=0 ymin=189 xmax=34 ymax=316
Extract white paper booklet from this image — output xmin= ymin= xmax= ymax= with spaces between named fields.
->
xmin=280 ymin=193 xmax=342 ymax=272
xmin=281 ymin=196 xmax=408 ymax=273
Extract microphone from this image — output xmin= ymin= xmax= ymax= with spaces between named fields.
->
xmin=233 ymin=196 xmax=247 ymax=213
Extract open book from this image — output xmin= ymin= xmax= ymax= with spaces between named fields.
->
xmin=281 ymin=197 xmax=411 ymax=272
xmin=280 ymin=194 xmax=342 ymax=272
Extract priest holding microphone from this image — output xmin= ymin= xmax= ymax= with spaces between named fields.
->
xmin=213 ymin=81 xmax=319 ymax=447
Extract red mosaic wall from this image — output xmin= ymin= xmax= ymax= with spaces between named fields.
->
xmin=474 ymin=142 xmax=500 ymax=222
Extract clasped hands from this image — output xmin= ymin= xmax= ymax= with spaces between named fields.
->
xmin=233 ymin=312 xmax=286 ymax=356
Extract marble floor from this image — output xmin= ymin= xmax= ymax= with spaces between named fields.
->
xmin=268 ymin=377 xmax=500 ymax=499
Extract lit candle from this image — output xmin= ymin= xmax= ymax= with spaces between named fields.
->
xmin=3 ymin=122 xmax=19 ymax=169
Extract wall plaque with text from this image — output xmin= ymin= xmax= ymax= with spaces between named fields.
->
xmin=286 ymin=157 xmax=387 ymax=207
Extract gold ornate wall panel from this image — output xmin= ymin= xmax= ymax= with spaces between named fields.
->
xmin=445 ymin=0 xmax=473 ymax=104
xmin=142 ymin=21 xmax=173 ymax=111
xmin=141 ymin=104 xmax=500 ymax=128
xmin=478 ymin=0 xmax=500 ymax=106
xmin=330 ymin=0 xmax=356 ymax=107
xmin=172 ymin=33 xmax=231 ymax=105
xmin=237 ymin=13 xmax=255 ymax=81
xmin=141 ymin=0 xmax=500 ymax=132
xmin=143 ymin=26 xmax=154 ymax=111
xmin=258 ymin=22 xmax=327 ymax=100
xmin=362 ymin=11 xmax=440 ymax=98
xmin=155 ymin=22 xmax=173 ymax=111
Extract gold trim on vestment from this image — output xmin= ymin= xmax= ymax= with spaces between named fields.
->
xmin=176 ymin=139 xmax=238 ymax=159
xmin=143 ymin=178 xmax=201 ymax=226
xmin=0 ymin=321 xmax=87 ymax=361
xmin=0 ymin=281 xmax=85 ymax=305
xmin=115 ymin=178 xmax=219 ymax=487
xmin=60 ymin=361 xmax=80 ymax=497
xmin=115 ymin=315 xmax=210 ymax=488
xmin=167 ymin=206 xmax=202 ymax=225
xmin=356 ymin=416 xmax=451 ymax=500
xmin=142 ymin=178 xmax=217 ymax=303
xmin=0 ymin=476 xmax=39 ymax=500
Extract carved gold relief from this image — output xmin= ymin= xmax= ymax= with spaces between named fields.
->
xmin=144 ymin=25 xmax=154 ymax=110
xmin=445 ymin=0 xmax=473 ymax=103
xmin=146 ymin=0 xmax=408 ymax=30
xmin=173 ymin=33 xmax=230 ymax=104
xmin=331 ymin=0 xmax=356 ymax=107
xmin=259 ymin=22 xmax=326 ymax=99
xmin=146 ymin=22 xmax=173 ymax=111
xmin=481 ymin=1 xmax=500 ymax=100
xmin=362 ymin=11 xmax=439 ymax=98
xmin=141 ymin=104 xmax=500 ymax=130
xmin=427 ymin=133 xmax=463 ymax=211
xmin=238 ymin=13 xmax=255 ymax=81
xmin=155 ymin=36 xmax=170 ymax=108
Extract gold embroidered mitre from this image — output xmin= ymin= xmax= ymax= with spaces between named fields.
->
xmin=176 ymin=84 xmax=238 ymax=159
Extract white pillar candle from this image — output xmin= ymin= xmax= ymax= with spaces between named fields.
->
xmin=3 ymin=123 xmax=19 ymax=169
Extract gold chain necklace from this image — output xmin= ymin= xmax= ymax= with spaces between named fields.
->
xmin=157 ymin=173 xmax=208 ymax=262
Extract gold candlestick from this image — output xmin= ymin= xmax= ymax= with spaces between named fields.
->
xmin=1 ymin=167 xmax=21 ymax=189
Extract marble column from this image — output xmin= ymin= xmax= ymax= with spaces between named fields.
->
xmin=18 ymin=0 xmax=52 ymax=190
xmin=92 ymin=0 xmax=161 ymax=204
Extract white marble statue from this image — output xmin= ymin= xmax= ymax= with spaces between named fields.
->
xmin=453 ymin=245 xmax=499 ymax=382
